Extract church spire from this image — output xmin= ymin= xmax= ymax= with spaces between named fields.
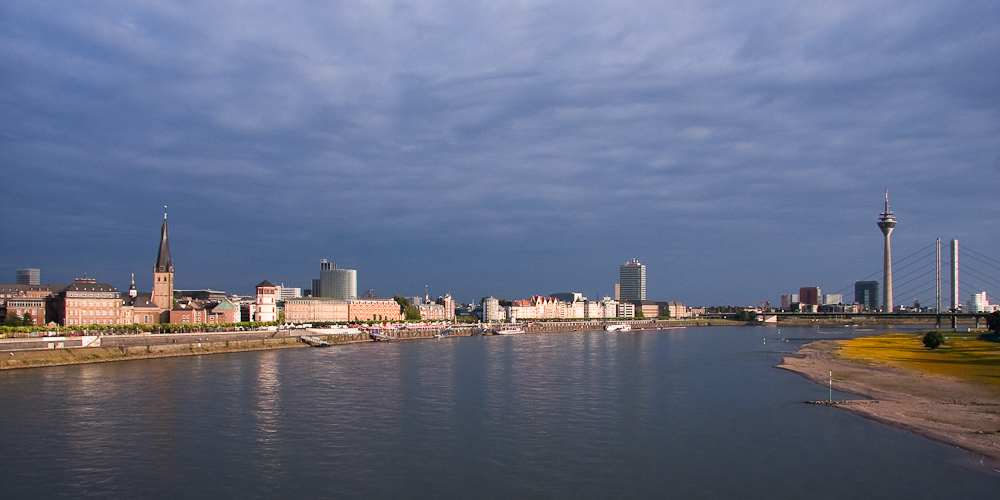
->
xmin=155 ymin=206 xmax=173 ymax=273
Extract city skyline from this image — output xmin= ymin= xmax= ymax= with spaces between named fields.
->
xmin=1 ymin=1 xmax=998 ymax=305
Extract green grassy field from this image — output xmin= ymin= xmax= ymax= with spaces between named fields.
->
xmin=836 ymin=332 xmax=1000 ymax=390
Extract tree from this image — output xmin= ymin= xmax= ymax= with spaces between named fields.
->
xmin=404 ymin=305 xmax=421 ymax=321
xmin=923 ymin=331 xmax=946 ymax=349
xmin=393 ymin=295 xmax=411 ymax=308
xmin=635 ymin=309 xmax=645 ymax=319
xmin=734 ymin=310 xmax=755 ymax=322
xmin=21 ymin=312 xmax=33 ymax=325
xmin=987 ymin=311 xmax=1000 ymax=333
xmin=4 ymin=314 xmax=21 ymax=327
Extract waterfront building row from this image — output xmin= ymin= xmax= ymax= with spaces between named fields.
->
xmin=477 ymin=295 xmax=689 ymax=322
xmin=284 ymin=297 xmax=403 ymax=322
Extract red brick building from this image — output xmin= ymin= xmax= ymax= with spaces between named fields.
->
xmin=169 ymin=298 xmax=240 ymax=325
xmin=0 ymin=284 xmax=64 ymax=325
xmin=799 ymin=287 xmax=821 ymax=306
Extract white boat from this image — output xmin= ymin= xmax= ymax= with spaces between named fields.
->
xmin=604 ymin=324 xmax=631 ymax=331
xmin=494 ymin=328 xmax=524 ymax=335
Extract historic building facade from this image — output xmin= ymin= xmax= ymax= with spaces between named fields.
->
xmin=284 ymin=297 xmax=349 ymax=323
xmin=58 ymin=278 xmax=124 ymax=326
xmin=347 ymin=298 xmax=403 ymax=322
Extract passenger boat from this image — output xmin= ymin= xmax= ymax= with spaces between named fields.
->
xmin=604 ymin=324 xmax=631 ymax=331
xmin=494 ymin=328 xmax=524 ymax=335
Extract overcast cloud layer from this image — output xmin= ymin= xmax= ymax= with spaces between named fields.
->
xmin=2 ymin=0 xmax=998 ymax=306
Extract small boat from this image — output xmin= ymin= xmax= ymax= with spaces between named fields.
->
xmin=494 ymin=328 xmax=524 ymax=335
xmin=605 ymin=324 xmax=631 ymax=331
xmin=299 ymin=335 xmax=330 ymax=347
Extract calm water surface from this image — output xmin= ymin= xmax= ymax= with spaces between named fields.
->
xmin=1 ymin=326 xmax=998 ymax=499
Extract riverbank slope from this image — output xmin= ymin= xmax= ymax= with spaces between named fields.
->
xmin=779 ymin=335 xmax=1000 ymax=465
xmin=0 ymin=337 xmax=306 ymax=370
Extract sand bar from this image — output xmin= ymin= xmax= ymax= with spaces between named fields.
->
xmin=779 ymin=340 xmax=1000 ymax=467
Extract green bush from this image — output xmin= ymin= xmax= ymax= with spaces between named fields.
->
xmin=922 ymin=330 xmax=946 ymax=349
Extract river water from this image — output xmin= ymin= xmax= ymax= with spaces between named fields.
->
xmin=1 ymin=326 xmax=998 ymax=499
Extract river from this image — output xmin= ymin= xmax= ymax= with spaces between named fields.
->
xmin=1 ymin=326 xmax=997 ymax=498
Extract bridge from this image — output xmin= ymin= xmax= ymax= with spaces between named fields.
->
xmin=765 ymin=311 xmax=994 ymax=329
xmin=785 ymin=238 xmax=998 ymax=330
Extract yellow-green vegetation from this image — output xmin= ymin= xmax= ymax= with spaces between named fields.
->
xmin=836 ymin=332 xmax=1000 ymax=391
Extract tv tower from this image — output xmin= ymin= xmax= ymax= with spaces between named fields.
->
xmin=877 ymin=190 xmax=896 ymax=312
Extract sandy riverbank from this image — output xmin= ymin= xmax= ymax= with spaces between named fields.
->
xmin=779 ymin=340 xmax=1000 ymax=466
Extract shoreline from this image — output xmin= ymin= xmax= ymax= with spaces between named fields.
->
xmin=0 ymin=336 xmax=309 ymax=370
xmin=779 ymin=340 xmax=1000 ymax=467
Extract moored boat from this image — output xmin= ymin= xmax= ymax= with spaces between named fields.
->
xmin=494 ymin=328 xmax=524 ymax=335
xmin=604 ymin=324 xmax=631 ymax=331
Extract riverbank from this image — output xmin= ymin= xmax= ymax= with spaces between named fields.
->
xmin=779 ymin=337 xmax=1000 ymax=466
xmin=0 ymin=337 xmax=306 ymax=370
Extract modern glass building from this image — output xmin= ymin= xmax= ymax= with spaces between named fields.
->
xmin=619 ymin=259 xmax=646 ymax=302
xmin=15 ymin=269 xmax=40 ymax=285
xmin=855 ymin=281 xmax=879 ymax=311
xmin=315 ymin=259 xmax=357 ymax=300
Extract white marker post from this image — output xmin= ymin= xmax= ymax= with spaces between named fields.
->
xmin=829 ymin=370 xmax=833 ymax=402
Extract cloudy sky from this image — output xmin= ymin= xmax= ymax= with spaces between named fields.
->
xmin=1 ymin=0 xmax=998 ymax=306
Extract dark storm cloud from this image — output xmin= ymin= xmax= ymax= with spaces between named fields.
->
xmin=1 ymin=0 xmax=998 ymax=304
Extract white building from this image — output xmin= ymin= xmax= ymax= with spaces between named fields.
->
xmin=482 ymin=297 xmax=504 ymax=322
xmin=279 ymin=286 xmax=302 ymax=300
xmin=602 ymin=298 xmax=619 ymax=318
xmin=968 ymin=292 xmax=994 ymax=313
xmin=617 ymin=302 xmax=635 ymax=318
xmin=822 ymin=294 xmax=844 ymax=305
xmin=584 ymin=300 xmax=605 ymax=319
xmin=254 ymin=280 xmax=277 ymax=322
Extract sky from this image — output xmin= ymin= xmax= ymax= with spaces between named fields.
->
xmin=1 ymin=0 xmax=998 ymax=307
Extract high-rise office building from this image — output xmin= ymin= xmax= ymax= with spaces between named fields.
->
xmin=780 ymin=294 xmax=799 ymax=310
xmin=799 ymin=287 xmax=821 ymax=306
xmin=619 ymin=259 xmax=646 ymax=302
xmin=855 ymin=281 xmax=879 ymax=311
xmin=315 ymin=259 xmax=357 ymax=300
xmin=15 ymin=268 xmax=40 ymax=285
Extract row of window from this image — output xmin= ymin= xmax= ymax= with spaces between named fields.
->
xmin=69 ymin=309 xmax=117 ymax=316
xmin=67 ymin=300 xmax=119 ymax=307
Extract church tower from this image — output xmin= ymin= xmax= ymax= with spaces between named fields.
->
xmin=152 ymin=209 xmax=174 ymax=316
